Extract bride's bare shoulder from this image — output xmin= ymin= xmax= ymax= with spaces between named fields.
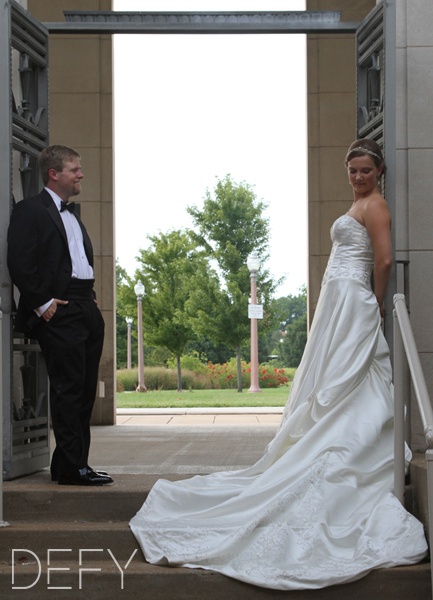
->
xmin=363 ymin=193 xmax=391 ymax=231
xmin=363 ymin=194 xmax=391 ymax=224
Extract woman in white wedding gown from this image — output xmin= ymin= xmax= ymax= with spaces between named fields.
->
xmin=130 ymin=139 xmax=428 ymax=590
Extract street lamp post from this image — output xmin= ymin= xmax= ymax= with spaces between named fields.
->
xmin=125 ymin=317 xmax=133 ymax=370
xmin=134 ymin=280 xmax=147 ymax=392
xmin=247 ymin=251 xmax=262 ymax=394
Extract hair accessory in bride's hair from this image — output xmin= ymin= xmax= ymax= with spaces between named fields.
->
xmin=348 ymin=147 xmax=382 ymax=161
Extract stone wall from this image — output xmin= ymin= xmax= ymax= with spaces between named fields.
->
xmin=307 ymin=0 xmax=433 ymax=450
xmin=27 ymin=0 xmax=115 ymax=425
xmin=396 ymin=0 xmax=433 ymax=450
xmin=306 ymin=0 xmax=376 ymax=325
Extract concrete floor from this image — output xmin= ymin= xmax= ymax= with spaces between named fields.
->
xmin=56 ymin=410 xmax=282 ymax=477
xmin=88 ymin=424 xmax=278 ymax=476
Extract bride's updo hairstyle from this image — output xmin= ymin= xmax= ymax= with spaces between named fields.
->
xmin=344 ymin=138 xmax=387 ymax=175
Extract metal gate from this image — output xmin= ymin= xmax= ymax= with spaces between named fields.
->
xmin=1 ymin=0 xmax=50 ymax=479
xmin=356 ymin=0 xmax=397 ymax=351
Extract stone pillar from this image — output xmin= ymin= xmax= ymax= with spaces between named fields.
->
xmin=306 ymin=0 xmax=375 ymax=326
xmin=396 ymin=0 xmax=433 ymax=450
xmin=27 ymin=0 xmax=115 ymax=425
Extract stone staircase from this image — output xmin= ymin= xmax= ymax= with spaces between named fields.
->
xmin=0 ymin=463 xmax=431 ymax=600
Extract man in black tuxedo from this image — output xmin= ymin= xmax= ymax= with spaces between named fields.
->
xmin=7 ymin=145 xmax=113 ymax=486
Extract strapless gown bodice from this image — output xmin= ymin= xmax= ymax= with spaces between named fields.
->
xmin=322 ymin=214 xmax=374 ymax=288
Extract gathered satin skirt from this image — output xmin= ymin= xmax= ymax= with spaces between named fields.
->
xmin=130 ymin=278 xmax=428 ymax=590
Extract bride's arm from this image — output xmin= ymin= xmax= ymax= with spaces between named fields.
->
xmin=364 ymin=198 xmax=392 ymax=317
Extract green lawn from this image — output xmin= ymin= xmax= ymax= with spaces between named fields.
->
xmin=116 ymin=385 xmax=291 ymax=408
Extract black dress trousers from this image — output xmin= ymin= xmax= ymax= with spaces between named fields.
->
xmin=34 ymin=299 xmax=105 ymax=477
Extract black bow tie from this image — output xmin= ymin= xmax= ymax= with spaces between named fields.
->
xmin=60 ymin=201 xmax=76 ymax=214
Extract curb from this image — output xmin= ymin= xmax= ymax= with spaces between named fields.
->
xmin=117 ymin=407 xmax=285 ymax=415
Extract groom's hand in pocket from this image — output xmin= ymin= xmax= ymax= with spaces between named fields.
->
xmin=42 ymin=298 xmax=68 ymax=322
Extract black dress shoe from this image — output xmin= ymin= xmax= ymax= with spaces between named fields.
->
xmin=87 ymin=465 xmax=109 ymax=477
xmin=58 ymin=471 xmax=113 ymax=486
xmin=86 ymin=467 xmax=113 ymax=483
xmin=51 ymin=466 xmax=111 ymax=482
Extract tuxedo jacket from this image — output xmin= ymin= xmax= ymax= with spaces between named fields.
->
xmin=7 ymin=189 xmax=95 ymax=333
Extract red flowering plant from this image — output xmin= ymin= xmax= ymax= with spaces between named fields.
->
xmin=257 ymin=365 xmax=290 ymax=388
xmin=196 ymin=359 xmax=290 ymax=389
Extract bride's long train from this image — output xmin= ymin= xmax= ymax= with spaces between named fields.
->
xmin=130 ymin=216 xmax=428 ymax=590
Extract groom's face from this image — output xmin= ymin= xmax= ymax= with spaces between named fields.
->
xmin=55 ymin=157 xmax=84 ymax=201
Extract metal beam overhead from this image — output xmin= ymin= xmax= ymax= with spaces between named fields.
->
xmin=43 ymin=10 xmax=360 ymax=34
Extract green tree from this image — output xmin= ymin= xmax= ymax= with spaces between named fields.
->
xmin=117 ymin=230 xmax=208 ymax=391
xmin=241 ymin=335 xmax=270 ymax=365
xmin=273 ymin=285 xmax=307 ymax=331
xmin=265 ymin=286 xmax=307 ymax=363
xmin=116 ymin=260 xmax=138 ymax=369
xmin=185 ymin=336 xmax=234 ymax=365
xmin=281 ymin=312 xmax=308 ymax=367
xmin=187 ymin=175 xmax=279 ymax=392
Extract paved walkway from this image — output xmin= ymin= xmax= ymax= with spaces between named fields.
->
xmin=92 ymin=408 xmax=283 ymax=474
xmin=9 ymin=408 xmax=284 ymax=479
xmin=87 ymin=423 xmax=278 ymax=475
xmin=116 ymin=407 xmax=284 ymax=427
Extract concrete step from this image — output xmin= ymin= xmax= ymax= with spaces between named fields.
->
xmin=2 ymin=468 xmax=431 ymax=599
xmin=6 ymin=468 xmax=427 ymax=532
xmin=1 ymin=521 xmax=138 ymax=558
xmin=0 ymin=558 xmax=431 ymax=600
xmin=2 ymin=472 xmax=194 ymax=523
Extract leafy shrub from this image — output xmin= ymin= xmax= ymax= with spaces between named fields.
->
xmin=166 ymin=350 xmax=207 ymax=373
xmin=198 ymin=359 xmax=291 ymax=389
xmin=281 ymin=367 xmax=297 ymax=381
xmin=258 ymin=366 xmax=290 ymax=388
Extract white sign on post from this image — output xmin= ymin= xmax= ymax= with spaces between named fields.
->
xmin=248 ymin=304 xmax=263 ymax=319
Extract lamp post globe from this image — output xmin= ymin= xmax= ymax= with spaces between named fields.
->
xmin=134 ymin=280 xmax=145 ymax=299
xmin=247 ymin=251 xmax=261 ymax=275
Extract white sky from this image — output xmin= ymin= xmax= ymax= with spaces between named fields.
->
xmin=114 ymin=0 xmax=307 ymax=297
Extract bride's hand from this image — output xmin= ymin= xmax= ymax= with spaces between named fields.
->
xmin=378 ymin=301 xmax=385 ymax=318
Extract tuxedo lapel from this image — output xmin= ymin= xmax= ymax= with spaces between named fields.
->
xmin=42 ymin=191 xmax=69 ymax=248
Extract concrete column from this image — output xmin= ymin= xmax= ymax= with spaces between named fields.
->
xmin=306 ymin=0 xmax=376 ymax=326
xmin=27 ymin=0 xmax=115 ymax=425
xmin=396 ymin=0 xmax=433 ymax=450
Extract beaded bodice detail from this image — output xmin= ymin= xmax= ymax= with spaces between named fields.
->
xmin=322 ymin=215 xmax=374 ymax=288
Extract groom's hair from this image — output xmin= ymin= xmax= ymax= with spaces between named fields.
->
xmin=38 ymin=145 xmax=81 ymax=185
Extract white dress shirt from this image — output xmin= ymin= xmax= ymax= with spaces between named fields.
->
xmin=35 ymin=188 xmax=94 ymax=317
